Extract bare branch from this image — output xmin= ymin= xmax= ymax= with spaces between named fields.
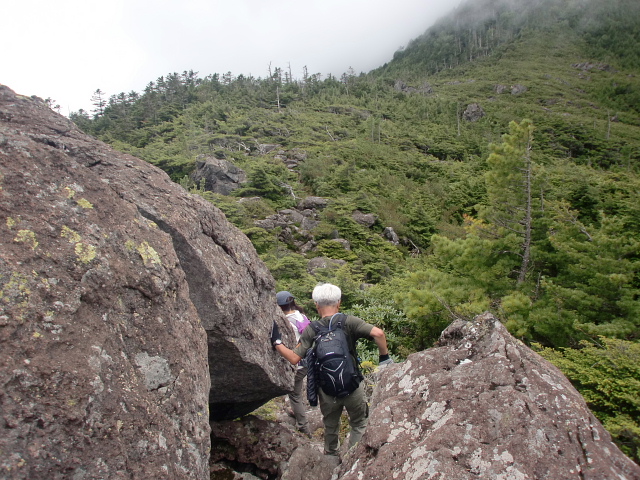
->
xmin=325 ymin=126 xmax=336 ymax=142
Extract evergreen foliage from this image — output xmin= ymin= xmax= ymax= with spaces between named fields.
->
xmin=536 ymin=339 xmax=640 ymax=463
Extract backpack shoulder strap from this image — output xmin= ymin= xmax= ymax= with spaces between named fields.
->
xmin=333 ymin=312 xmax=347 ymax=329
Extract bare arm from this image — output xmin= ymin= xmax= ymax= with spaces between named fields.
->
xmin=370 ymin=326 xmax=389 ymax=355
xmin=275 ymin=343 xmax=302 ymax=365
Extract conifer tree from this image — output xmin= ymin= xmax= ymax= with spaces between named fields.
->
xmin=91 ymin=89 xmax=107 ymax=117
xmin=480 ymin=119 xmax=537 ymax=285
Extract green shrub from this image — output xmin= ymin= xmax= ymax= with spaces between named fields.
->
xmin=535 ymin=338 xmax=640 ymax=464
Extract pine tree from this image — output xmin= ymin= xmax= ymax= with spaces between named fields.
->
xmin=481 ymin=119 xmax=537 ymax=285
xmin=91 ymin=89 xmax=107 ymax=117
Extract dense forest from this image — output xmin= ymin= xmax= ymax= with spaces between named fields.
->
xmin=69 ymin=0 xmax=640 ymax=462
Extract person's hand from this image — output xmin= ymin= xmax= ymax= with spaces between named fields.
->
xmin=270 ymin=322 xmax=281 ymax=349
xmin=379 ymin=354 xmax=394 ymax=367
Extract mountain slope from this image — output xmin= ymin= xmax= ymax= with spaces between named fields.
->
xmin=64 ymin=0 xmax=640 ymax=463
xmin=68 ymin=0 xmax=640 ymax=319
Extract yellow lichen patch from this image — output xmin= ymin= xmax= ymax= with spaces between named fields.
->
xmin=61 ymin=225 xmax=82 ymax=244
xmin=40 ymin=278 xmax=52 ymax=291
xmin=136 ymin=241 xmax=161 ymax=267
xmin=1 ymin=271 xmax=32 ymax=299
xmin=124 ymin=240 xmax=136 ymax=251
xmin=76 ymin=198 xmax=93 ymax=209
xmin=64 ymin=186 xmax=76 ymax=199
xmin=67 ymin=399 xmax=77 ymax=407
xmin=33 ymin=331 xmax=42 ymax=338
xmin=14 ymin=229 xmax=38 ymax=250
xmin=6 ymin=217 xmax=17 ymax=229
xmin=75 ymin=242 xmax=97 ymax=263
xmin=0 ymin=272 xmax=33 ymax=324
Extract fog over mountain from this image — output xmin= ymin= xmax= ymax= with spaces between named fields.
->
xmin=2 ymin=0 xmax=460 ymax=115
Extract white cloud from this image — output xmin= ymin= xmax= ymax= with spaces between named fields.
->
xmin=1 ymin=0 xmax=459 ymax=115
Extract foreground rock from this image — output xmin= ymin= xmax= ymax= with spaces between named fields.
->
xmin=338 ymin=313 xmax=640 ymax=480
xmin=210 ymin=401 xmax=333 ymax=480
xmin=0 ymin=85 xmax=294 ymax=479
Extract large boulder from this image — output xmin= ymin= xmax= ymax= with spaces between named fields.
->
xmin=190 ymin=156 xmax=247 ymax=195
xmin=297 ymin=196 xmax=328 ymax=210
xmin=352 ymin=211 xmax=377 ymax=228
xmin=0 ymin=86 xmax=294 ymax=479
xmin=462 ymin=102 xmax=485 ymax=122
xmin=338 ymin=313 xmax=640 ymax=480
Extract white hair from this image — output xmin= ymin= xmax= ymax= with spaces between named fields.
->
xmin=312 ymin=283 xmax=342 ymax=307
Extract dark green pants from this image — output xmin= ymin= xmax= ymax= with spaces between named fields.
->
xmin=318 ymin=382 xmax=367 ymax=455
xmin=289 ymin=366 xmax=309 ymax=433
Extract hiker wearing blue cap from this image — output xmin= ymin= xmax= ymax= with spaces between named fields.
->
xmin=277 ymin=291 xmax=311 ymax=435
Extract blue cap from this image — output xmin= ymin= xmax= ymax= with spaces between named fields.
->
xmin=276 ymin=291 xmax=294 ymax=306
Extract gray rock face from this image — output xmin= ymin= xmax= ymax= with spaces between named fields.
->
xmin=191 ymin=156 xmax=247 ymax=195
xmin=352 ymin=210 xmax=377 ymax=228
xmin=298 ymin=196 xmax=328 ymax=210
xmin=307 ymin=256 xmax=347 ymax=274
xmin=0 ymin=86 xmax=294 ymax=478
xmin=572 ymin=62 xmax=614 ymax=72
xmin=463 ymin=102 xmax=486 ymax=122
xmin=511 ymin=84 xmax=528 ymax=95
xmin=275 ymin=148 xmax=308 ymax=171
xmin=338 ymin=313 xmax=640 ymax=480
xmin=382 ymin=226 xmax=400 ymax=245
xmin=394 ymin=80 xmax=433 ymax=94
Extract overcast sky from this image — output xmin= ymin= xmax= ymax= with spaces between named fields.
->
xmin=2 ymin=0 xmax=459 ymax=115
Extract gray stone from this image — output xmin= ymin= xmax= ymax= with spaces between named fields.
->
xmin=257 ymin=143 xmax=281 ymax=154
xmin=330 ymin=238 xmax=351 ymax=250
xmin=307 ymin=257 xmax=347 ymax=274
xmin=238 ymin=196 xmax=262 ymax=204
xmin=511 ymin=84 xmax=528 ymax=95
xmin=298 ymin=196 xmax=328 ymax=210
xmin=394 ymin=80 xmax=433 ymax=94
xmin=191 ymin=156 xmax=247 ymax=195
xmin=352 ymin=211 xmax=377 ymax=228
xmin=463 ymin=103 xmax=486 ymax=122
xmin=300 ymin=240 xmax=317 ymax=254
xmin=282 ymin=447 xmax=336 ymax=480
xmin=382 ymin=226 xmax=400 ymax=245
xmin=255 ymin=213 xmax=292 ymax=229
xmin=279 ymin=209 xmax=305 ymax=224
xmin=300 ymin=216 xmax=320 ymax=231
xmin=134 ymin=352 xmax=172 ymax=390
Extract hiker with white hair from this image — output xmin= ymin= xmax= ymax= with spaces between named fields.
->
xmin=271 ymin=283 xmax=392 ymax=460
